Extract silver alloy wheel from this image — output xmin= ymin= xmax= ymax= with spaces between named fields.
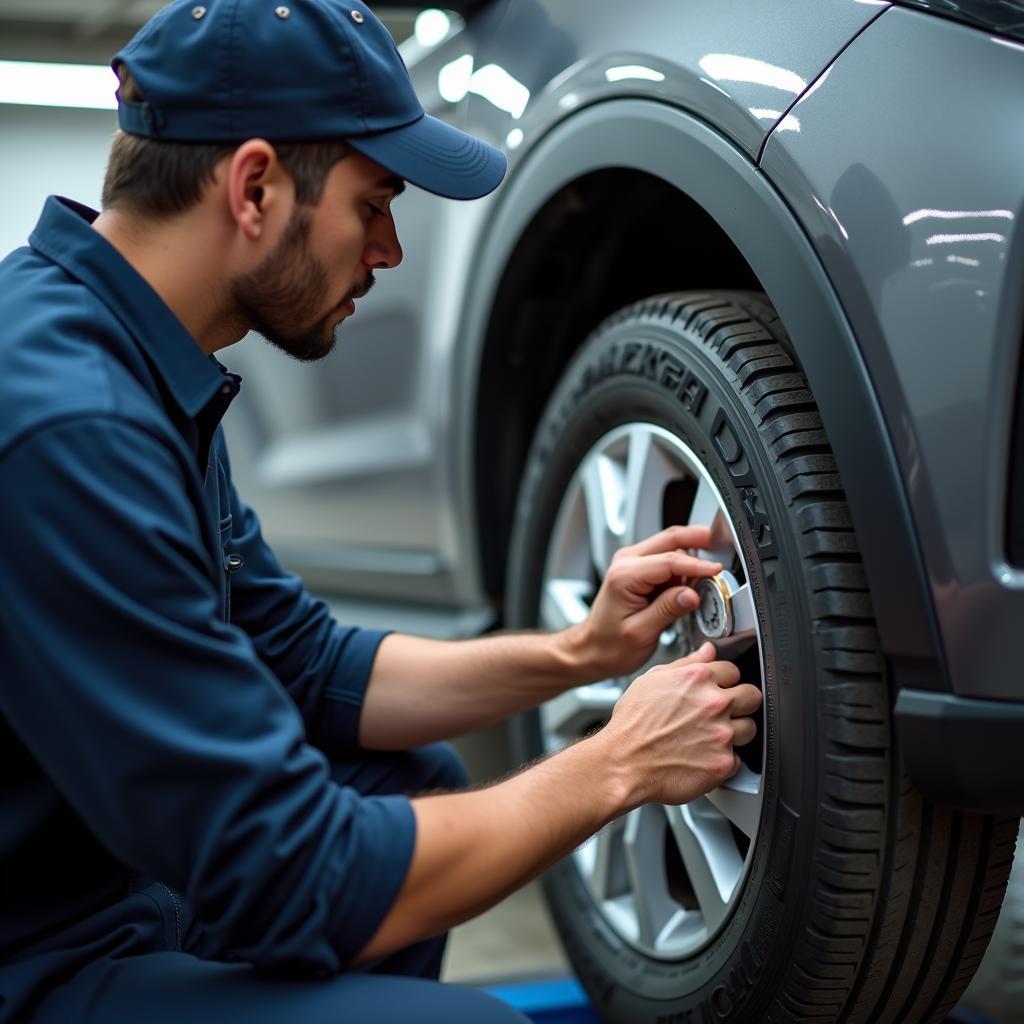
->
xmin=538 ymin=423 xmax=766 ymax=961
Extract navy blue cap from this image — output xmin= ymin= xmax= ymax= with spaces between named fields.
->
xmin=112 ymin=0 xmax=506 ymax=200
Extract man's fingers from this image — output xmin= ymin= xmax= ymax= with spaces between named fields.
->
xmin=668 ymin=655 xmax=750 ymax=690
xmin=731 ymin=716 xmax=758 ymax=747
xmin=614 ymin=550 xmax=722 ymax=590
xmin=674 ymin=641 xmax=717 ymax=666
xmin=705 ymin=660 xmax=742 ymax=688
xmin=728 ymin=683 xmax=763 ymax=717
xmin=621 ymin=524 xmax=713 ymax=558
xmin=663 ymin=550 xmax=721 ymax=580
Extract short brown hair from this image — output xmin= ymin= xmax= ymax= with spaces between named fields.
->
xmin=101 ymin=67 xmax=350 ymax=219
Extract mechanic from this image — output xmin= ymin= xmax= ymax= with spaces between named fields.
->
xmin=0 ymin=1 xmax=763 ymax=1021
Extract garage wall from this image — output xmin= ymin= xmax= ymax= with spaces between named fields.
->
xmin=0 ymin=105 xmax=116 ymax=257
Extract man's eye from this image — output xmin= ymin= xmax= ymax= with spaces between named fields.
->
xmin=366 ymin=202 xmax=386 ymax=218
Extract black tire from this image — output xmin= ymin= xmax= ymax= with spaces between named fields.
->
xmin=505 ymin=291 xmax=1018 ymax=1023
xmin=961 ymin=819 xmax=1024 ymax=1023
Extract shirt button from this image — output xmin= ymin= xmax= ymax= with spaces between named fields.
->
xmin=225 ymin=553 xmax=244 ymax=573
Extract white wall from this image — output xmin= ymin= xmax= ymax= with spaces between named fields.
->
xmin=0 ymin=104 xmax=117 ymax=257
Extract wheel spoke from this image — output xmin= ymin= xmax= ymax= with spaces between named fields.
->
xmin=687 ymin=475 xmax=720 ymax=530
xmin=539 ymin=683 xmax=620 ymax=740
xmin=623 ymin=805 xmax=675 ymax=948
xmin=587 ymin=818 xmax=628 ymax=901
xmin=541 ymin=579 xmax=593 ymax=631
xmin=730 ymin=582 xmax=757 ymax=634
xmin=581 ymin=452 xmax=626 ymax=574
xmin=687 ymin=476 xmax=734 ymax=563
xmin=622 ymin=428 xmax=676 ymax=546
xmin=705 ymin=766 xmax=762 ymax=839
xmin=665 ymin=801 xmax=743 ymax=936
xmin=545 ymin=489 xmax=592 ymax=581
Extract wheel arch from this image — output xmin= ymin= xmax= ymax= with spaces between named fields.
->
xmin=456 ymin=98 xmax=946 ymax=688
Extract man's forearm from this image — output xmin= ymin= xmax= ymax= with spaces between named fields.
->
xmin=357 ymin=630 xmax=594 ymax=749
xmin=353 ymin=728 xmax=634 ymax=962
xmin=355 ymin=644 xmax=762 ymax=966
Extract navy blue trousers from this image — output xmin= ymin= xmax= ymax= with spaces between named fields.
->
xmin=28 ymin=744 xmax=530 ymax=1024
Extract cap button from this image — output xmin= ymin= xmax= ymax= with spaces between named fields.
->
xmin=275 ymin=5 xmax=291 ymax=18
xmin=351 ymin=10 xmax=365 ymax=23
xmin=191 ymin=5 xmax=206 ymax=18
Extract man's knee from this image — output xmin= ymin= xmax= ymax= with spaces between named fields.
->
xmin=412 ymin=742 xmax=469 ymax=793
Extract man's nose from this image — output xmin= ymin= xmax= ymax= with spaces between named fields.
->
xmin=363 ymin=216 xmax=403 ymax=270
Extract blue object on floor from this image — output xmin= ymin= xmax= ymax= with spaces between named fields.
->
xmin=485 ymin=979 xmax=998 ymax=1024
xmin=484 ymin=977 xmax=603 ymax=1024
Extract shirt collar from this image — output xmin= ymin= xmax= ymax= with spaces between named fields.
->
xmin=29 ymin=196 xmax=229 ymax=419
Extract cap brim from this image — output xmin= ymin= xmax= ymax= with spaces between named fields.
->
xmin=347 ymin=113 xmax=507 ymax=201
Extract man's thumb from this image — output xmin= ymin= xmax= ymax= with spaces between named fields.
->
xmin=633 ymin=584 xmax=692 ymax=632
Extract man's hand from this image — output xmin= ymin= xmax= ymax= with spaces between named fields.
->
xmin=601 ymin=641 xmax=762 ymax=807
xmin=560 ymin=524 xmax=724 ymax=681
xmin=360 ymin=526 xmax=729 ymax=750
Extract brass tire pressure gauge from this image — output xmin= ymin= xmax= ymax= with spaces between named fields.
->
xmin=694 ymin=569 xmax=741 ymax=641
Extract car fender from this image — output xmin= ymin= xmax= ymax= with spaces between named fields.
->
xmin=454 ymin=97 xmax=946 ymax=693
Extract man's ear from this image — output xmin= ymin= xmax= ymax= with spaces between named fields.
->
xmin=225 ymin=139 xmax=290 ymax=241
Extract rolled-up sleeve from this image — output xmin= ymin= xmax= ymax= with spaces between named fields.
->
xmin=0 ymin=416 xmax=415 ymax=972
xmin=216 ymin=435 xmax=388 ymax=753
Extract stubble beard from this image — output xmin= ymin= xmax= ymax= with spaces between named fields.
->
xmin=233 ymin=205 xmax=356 ymax=363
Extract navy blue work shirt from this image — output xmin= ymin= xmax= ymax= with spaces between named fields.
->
xmin=0 ymin=197 xmax=416 ymax=1018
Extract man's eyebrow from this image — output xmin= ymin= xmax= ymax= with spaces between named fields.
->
xmin=376 ymin=176 xmax=406 ymax=197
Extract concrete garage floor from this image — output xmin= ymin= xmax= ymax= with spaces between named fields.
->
xmin=442 ymin=879 xmax=568 ymax=984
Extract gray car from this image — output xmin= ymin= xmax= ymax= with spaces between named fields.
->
xmin=221 ymin=1 xmax=1024 ymax=1020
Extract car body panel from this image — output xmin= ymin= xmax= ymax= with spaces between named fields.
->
xmin=896 ymin=689 xmax=1024 ymax=811
xmin=457 ymin=0 xmax=888 ymax=161
xmin=760 ymin=6 xmax=1024 ymax=702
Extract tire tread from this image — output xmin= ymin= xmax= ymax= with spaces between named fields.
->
xmin=624 ymin=291 xmax=1014 ymax=1023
